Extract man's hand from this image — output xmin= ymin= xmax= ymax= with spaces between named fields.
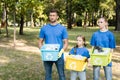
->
xmin=39 ymin=49 xmax=42 ymax=56
xmin=58 ymin=49 xmax=64 ymax=58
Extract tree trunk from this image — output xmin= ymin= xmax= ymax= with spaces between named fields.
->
xmin=1 ymin=3 xmax=8 ymax=37
xmin=19 ymin=14 xmax=24 ymax=35
xmin=5 ymin=3 xmax=8 ymax=37
xmin=92 ymin=12 xmax=95 ymax=27
xmin=13 ymin=7 xmax=16 ymax=47
xmin=31 ymin=12 xmax=34 ymax=27
xmin=66 ymin=0 xmax=72 ymax=29
xmin=83 ymin=12 xmax=88 ymax=31
xmin=115 ymin=0 xmax=120 ymax=31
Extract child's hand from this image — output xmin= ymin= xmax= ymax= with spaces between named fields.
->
xmin=85 ymin=59 xmax=88 ymax=62
xmin=58 ymin=49 xmax=64 ymax=58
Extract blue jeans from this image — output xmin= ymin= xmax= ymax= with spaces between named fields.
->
xmin=93 ymin=66 xmax=112 ymax=80
xmin=70 ymin=70 xmax=86 ymax=80
xmin=43 ymin=57 xmax=66 ymax=80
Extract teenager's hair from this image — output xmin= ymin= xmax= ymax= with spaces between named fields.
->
xmin=97 ymin=17 xmax=108 ymax=29
xmin=49 ymin=9 xmax=59 ymax=16
xmin=75 ymin=35 xmax=87 ymax=48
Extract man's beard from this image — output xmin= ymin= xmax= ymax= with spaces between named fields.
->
xmin=50 ymin=20 xmax=57 ymax=23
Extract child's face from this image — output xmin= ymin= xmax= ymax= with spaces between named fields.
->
xmin=76 ymin=37 xmax=84 ymax=47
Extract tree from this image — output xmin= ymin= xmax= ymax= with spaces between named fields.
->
xmin=0 ymin=0 xmax=8 ymax=37
xmin=115 ymin=0 xmax=120 ymax=31
xmin=66 ymin=0 xmax=72 ymax=29
xmin=19 ymin=2 xmax=25 ymax=35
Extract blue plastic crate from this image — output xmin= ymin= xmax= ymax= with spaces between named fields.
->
xmin=40 ymin=44 xmax=60 ymax=61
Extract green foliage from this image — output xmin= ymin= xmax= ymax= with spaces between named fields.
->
xmin=99 ymin=0 xmax=116 ymax=19
xmin=0 ymin=0 xmax=117 ymax=28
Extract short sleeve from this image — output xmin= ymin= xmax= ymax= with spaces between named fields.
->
xmin=39 ymin=27 xmax=45 ymax=39
xmin=109 ymin=33 xmax=116 ymax=48
xmin=82 ymin=49 xmax=90 ymax=58
xmin=69 ymin=48 xmax=74 ymax=55
xmin=90 ymin=33 xmax=96 ymax=46
xmin=62 ymin=28 xmax=68 ymax=39
xmin=85 ymin=50 xmax=90 ymax=58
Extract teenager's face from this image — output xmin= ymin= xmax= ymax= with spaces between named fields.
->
xmin=76 ymin=37 xmax=84 ymax=47
xmin=49 ymin=12 xmax=59 ymax=23
xmin=97 ymin=18 xmax=107 ymax=29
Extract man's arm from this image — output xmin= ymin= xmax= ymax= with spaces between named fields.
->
xmin=38 ymin=38 xmax=44 ymax=49
xmin=58 ymin=39 xmax=68 ymax=58
xmin=62 ymin=39 xmax=68 ymax=51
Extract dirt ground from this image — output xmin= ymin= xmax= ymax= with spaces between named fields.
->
xmin=0 ymin=40 xmax=120 ymax=80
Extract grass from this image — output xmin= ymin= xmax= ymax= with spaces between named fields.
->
xmin=0 ymin=26 xmax=120 ymax=80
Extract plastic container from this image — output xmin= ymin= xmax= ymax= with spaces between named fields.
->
xmin=65 ymin=55 xmax=87 ymax=71
xmin=90 ymin=48 xmax=111 ymax=66
xmin=40 ymin=44 xmax=60 ymax=61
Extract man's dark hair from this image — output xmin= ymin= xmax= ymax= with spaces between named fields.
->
xmin=49 ymin=9 xmax=59 ymax=16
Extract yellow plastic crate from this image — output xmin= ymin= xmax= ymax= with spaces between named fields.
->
xmin=65 ymin=55 xmax=87 ymax=71
xmin=90 ymin=48 xmax=112 ymax=66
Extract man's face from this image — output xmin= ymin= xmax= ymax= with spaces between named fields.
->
xmin=49 ymin=12 xmax=59 ymax=23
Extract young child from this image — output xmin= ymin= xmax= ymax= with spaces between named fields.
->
xmin=90 ymin=17 xmax=116 ymax=80
xmin=69 ymin=35 xmax=90 ymax=80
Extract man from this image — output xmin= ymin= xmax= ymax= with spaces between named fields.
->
xmin=38 ymin=9 xmax=68 ymax=80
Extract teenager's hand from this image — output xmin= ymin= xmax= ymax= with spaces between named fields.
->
xmin=58 ymin=49 xmax=64 ymax=58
